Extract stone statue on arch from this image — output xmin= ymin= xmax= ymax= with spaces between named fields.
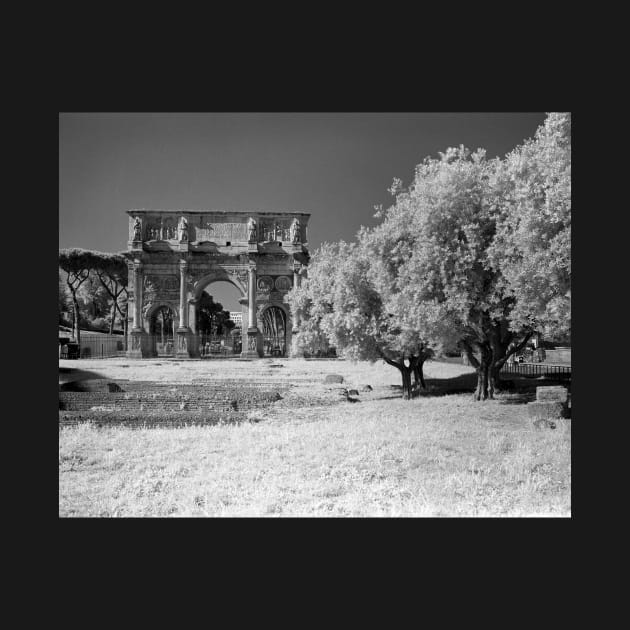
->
xmin=132 ymin=217 xmax=142 ymax=241
xmin=291 ymin=217 xmax=301 ymax=243
xmin=247 ymin=217 xmax=257 ymax=242
xmin=178 ymin=216 xmax=188 ymax=242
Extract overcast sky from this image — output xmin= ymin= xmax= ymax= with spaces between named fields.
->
xmin=59 ymin=112 xmax=547 ymax=310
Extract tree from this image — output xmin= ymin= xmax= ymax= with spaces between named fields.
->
xmin=380 ymin=114 xmax=570 ymax=400
xmin=197 ymin=293 xmax=228 ymax=341
xmin=59 ymin=248 xmax=95 ymax=347
xmin=489 ymin=112 xmax=571 ymax=343
xmin=288 ymin=241 xmax=433 ymax=399
xmin=77 ymin=271 xmax=111 ymax=326
xmin=89 ymin=252 xmax=129 ymax=341
xmin=288 ymin=244 xmax=338 ymax=358
xmin=379 ymin=146 xmax=538 ymax=400
xmin=58 ymin=270 xmax=73 ymax=328
xmin=215 ymin=311 xmax=235 ymax=336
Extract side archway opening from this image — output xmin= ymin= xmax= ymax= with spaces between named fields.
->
xmin=146 ymin=304 xmax=178 ymax=356
xmin=260 ymin=305 xmax=288 ymax=357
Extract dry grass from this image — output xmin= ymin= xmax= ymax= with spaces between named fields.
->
xmin=58 ymin=358 xmax=571 ymax=517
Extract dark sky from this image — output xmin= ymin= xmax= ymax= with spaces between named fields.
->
xmin=59 ymin=112 xmax=546 ymax=310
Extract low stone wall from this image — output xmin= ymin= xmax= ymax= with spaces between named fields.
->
xmin=58 ymin=378 xmax=291 ymax=426
xmin=59 ymin=389 xmax=283 ymax=413
xmin=59 ymin=410 xmax=246 ymax=428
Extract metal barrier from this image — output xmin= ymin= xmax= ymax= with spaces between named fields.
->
xmin=262 ymin=335 xmax=286 ymax=357
xmin=198 ymin=335 xmax=240 ymax=358
xmin=501 ymin=362 xmax=571 ymax=379
xmin=67 ymin=334 xmax=126 ymax=359
xmin=145 ymin=335 xmax=175 ymax=357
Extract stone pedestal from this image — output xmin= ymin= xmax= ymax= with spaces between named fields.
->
xmin=290 ymin=331 xmax=305 ymax=358
xmin=241 ymin=327 xmax=263 ymax=358
xmin=527 ymin=386 xmax=570 ymax=419
xmin=127 ymin=329 xmax=149 ymax=358
xmin=176 ymin=328 xmax=195 ymax=358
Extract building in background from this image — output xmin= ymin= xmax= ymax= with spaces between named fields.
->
xmin=229 ymin=312 xmax=243 ymax=329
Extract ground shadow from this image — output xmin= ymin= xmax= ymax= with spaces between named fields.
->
xmin=377 ymin=373 xmax=570 ymax=405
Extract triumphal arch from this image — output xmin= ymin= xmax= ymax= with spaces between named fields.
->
xmin=125 ymin=210 xmax=310 ymax=359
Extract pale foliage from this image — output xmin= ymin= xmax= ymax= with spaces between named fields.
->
xmin=287 ymin=239 xmax=430 ymax=364
xmin=489 ymin=112 xmax=571 ymax=339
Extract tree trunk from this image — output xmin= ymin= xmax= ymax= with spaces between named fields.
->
xmin=399 ymin=365 xmax=413 ymax=400
xmin=380 ymin=353 xmax=414 ymax=400
xmin=72 ymin=294 xmax=81 ymax=347
xmin=413 ymin=360 xmax=426 ymax=389
xmin=472 ymin=343 xmax=492 ymax=401
xmin=474 ymin=361 xmax=489 ymax=401
xmin=109 ymin=301 xmax=116 ymax=335
xmin=489 ymin=364 xmax=502 ymax=397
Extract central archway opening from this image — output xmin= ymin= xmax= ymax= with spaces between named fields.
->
xmin=197 ymin=281 xmax=243 ymax=357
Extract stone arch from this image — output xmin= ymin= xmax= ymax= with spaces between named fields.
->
xmin=143 ymin=301 xmax=180 ymax=330
xmin=190 ymin=270 xmax=247 ymax=337
xmin=192 ymin=269 xmax=247 ymax=301
xmin=259 ymin=302 xmax=292 ymax=357
xmin=144 ymin=302 xmax=179 ymax=357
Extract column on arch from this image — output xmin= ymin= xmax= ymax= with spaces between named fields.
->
xmin=127 ymin=258 xmax=148 ymax=357
xmin=248 ymin=263 xmax=257 ymax=331
xmin=242 ymin=259 xmax=262 ymax=357
xmin=176 ymin=258 xmax=196 ymax=357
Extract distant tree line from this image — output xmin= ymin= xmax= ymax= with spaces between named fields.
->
xmin=58 ymin=249 xmax=129 ymax=348
xmin=287 ymin=113 xmax=571 ymax=401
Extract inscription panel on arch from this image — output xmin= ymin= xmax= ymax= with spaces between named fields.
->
xmin=195 ymin=222 xmax=249 ymax=243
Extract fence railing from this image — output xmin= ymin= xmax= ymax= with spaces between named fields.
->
xmin=262 ymin=335 xmax=286 ymax=357
xmin=199 ymin=337 xmax=240 ymax=357
xmin=60 ymin=334 xmax=126 ymax=359
xmin=500 ymin=362 xmax=571 ymax=379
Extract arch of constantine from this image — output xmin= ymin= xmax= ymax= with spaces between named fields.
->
xmin=125 ymin=210 xmax=310 ymax=359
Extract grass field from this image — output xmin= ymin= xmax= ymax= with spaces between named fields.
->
xmin=58 ymin=358 xmax=571 ymax=517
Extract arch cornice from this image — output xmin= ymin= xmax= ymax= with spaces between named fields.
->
xmin=192 ymin=268 xmax=247 ymax=301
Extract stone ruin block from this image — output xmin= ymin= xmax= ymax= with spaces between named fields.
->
xmin=527 ymin=401 xmax=569 ymax=419
xmin=536 ymin=386 xmax=568 ymax=403
xmin=324 ymin=374 xmax=344 ymax=384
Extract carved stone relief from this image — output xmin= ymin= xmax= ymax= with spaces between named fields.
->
xmin=257 ymin=276 xmax=274 ymax=293
xmin=144 ymin=275 xmax=179 ymax=295
xmin=260 ymin=219 xmax=292 ymax=242
xmin=274 ymin=276 xmax=292 ymax=291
